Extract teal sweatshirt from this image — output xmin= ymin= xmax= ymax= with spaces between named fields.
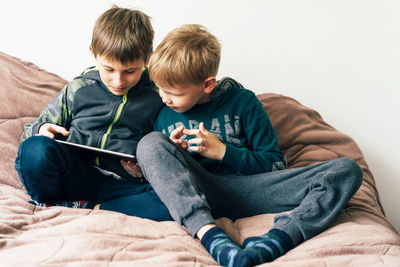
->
xmin=154 ymin=77 xmax=286 ymax=175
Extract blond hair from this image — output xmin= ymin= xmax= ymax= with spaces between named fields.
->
xmin=149 ymin=24 xmax=221 ymax=87
xmin=91 ymin=5 xmax=154 ymax=63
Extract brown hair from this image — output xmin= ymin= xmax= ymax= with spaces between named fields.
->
xmin=149 ymin=24 xmax=221 ymax=87
xmin=91 ymin=5 xmax=154 ymax=63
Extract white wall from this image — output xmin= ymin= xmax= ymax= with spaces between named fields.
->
xmin=1 ymin=0 xmax=399 ymax=232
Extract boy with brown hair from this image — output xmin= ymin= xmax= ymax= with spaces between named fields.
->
xmin=131 ymin=24 xmax=362 ymax=266
xmin=14 ymin=6 xmax=172 ymax=221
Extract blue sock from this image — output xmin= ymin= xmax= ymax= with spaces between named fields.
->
xmin=243 ymin=229 xmax=294 ymax=264
xmin=201 ymin=226 xmax=251 ymax=267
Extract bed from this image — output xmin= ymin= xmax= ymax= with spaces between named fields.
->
xmin=1 ymin=51 xmax=399 ymax=266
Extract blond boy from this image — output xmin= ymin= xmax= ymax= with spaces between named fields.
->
xmin=132 ymin=24 xmax=362 ymax=266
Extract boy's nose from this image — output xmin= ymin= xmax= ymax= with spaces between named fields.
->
xmin=160 ymin=92 xmax=171 ymax=104
xmin=162 ymin=95 xmax=172 ymax=104
xmin=114 ymin=73 xmax=125 ymax=86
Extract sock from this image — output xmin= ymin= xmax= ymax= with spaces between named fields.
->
xmin=243 ymin=229 xmax=294 ymax=265
xmin=201 ymin=226 xmax=251 ymax=267
xmin=29 ymin=200 xmax=95 ymax=209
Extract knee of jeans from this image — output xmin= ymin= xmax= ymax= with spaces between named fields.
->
xmin=18 ymin=136 xmax=57 ymax=173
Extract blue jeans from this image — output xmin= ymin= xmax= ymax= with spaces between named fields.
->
xmin=15 ymin=136 xmax=172 ymax=221
xmin=137 ymin=132 xmax=363 ymax=245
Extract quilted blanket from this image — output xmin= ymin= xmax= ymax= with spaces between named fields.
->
xmin=1 ymin=52 xmax=399 ymax=266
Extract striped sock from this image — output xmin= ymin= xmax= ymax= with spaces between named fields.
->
xmin=243 ymin=229 xmax=294 ymax=264
xmin=29 ymin=200 xmax=95 ymax=209
xmin=201 ymin=227 xmax=251 ymax=267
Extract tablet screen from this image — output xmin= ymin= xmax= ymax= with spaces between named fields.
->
xmin=55 ymin=140 xmax=136 ymax=162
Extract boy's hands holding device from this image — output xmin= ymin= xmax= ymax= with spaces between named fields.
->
xmin=38 ymin=123 xmax=70 ymax=139
xmin=120 ymin=160 xmax=144 ymax=178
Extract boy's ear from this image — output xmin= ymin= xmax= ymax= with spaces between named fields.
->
xmin=145 ymin=52 xmax=153 ymax=66
xmin=204 ymin=77 xmax=217 ymax=94
xmin=89 ymin=45 xmax=96 ymax=58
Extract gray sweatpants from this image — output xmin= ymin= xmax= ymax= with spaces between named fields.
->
xmin=137 ymin=132 xmax=362 ymax=245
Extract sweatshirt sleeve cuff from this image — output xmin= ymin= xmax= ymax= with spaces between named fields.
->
xmin=221 ymin=143 xmax=243 ymax=173
xmin=32 ymin=124 xmax=41 ymax=136
xmin=32 ymin=122 xmax=47 ymax=136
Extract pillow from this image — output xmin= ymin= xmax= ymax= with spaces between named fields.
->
xmin=0 ymin=52 xmax=67 ymax=188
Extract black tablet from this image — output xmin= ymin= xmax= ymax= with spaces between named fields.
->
xmin=55 ymin=140 xmax=136 ymax=162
